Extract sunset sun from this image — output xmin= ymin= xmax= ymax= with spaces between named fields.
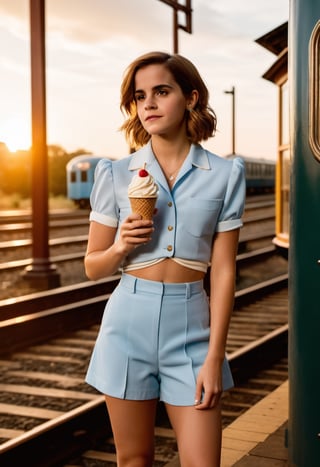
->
xmin=1 ymin=117 xmax=31 ymax=152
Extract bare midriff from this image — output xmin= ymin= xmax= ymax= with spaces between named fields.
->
xmin=126 ymin=258 xmax=206 ymax=283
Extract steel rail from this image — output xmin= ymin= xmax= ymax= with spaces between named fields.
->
xmin=0 ymin=227 xmax=274 ymax=260
xmin=0 ymin=218 xmax=89 ymax=233
xmin=0 ymin=243 xmax=276 ymax=274
xmin=0 ymin=234 xmax=88 ymax=251
xmin=0 ymin=273 xmax=288 ymax=355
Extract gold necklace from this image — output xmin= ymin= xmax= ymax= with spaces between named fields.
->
xmin=168 ymin=168 xmax=180 ymax=181
xmin=162 ymin=156 xmax=186 ymax=182
xmin=166 ymin=161 xmax=184 ymax=181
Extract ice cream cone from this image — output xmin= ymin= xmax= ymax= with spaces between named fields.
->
xmin=129 ymin=197 xmax=157 ymax=220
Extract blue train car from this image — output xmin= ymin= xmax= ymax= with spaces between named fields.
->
xmin=226 ymin=154 xmax=275 ymax=194
xmin=243 ymin=156 xmax=275 ymax=193
xmin=67 ymin=153 xmax=274 ymax=207
xmin=66 ymin=155 xmax=103 ymax=208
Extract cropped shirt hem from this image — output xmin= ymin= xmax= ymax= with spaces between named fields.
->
xmin=122 ymin=257 xmax=208 ymax=273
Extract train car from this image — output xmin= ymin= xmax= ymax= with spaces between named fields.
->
xmin=66 ymin=155 xmax=104 ymax=208
xmin=226 ymin=154 xmax=275 ymax=194
xmin=287 ymin=1 xmax=320 ymax=465
xmin=259 ymin=3 xmax=320 ymax=465
xmin=242 ymin=156 xmax=275 ymax=193
xmin=67 ymin=153 xmax=274 ymax=208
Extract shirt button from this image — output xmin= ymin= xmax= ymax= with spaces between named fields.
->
xmin=167 ymin=201 xmax=173 ymax=207
xmin=167 ymin=245 xmax=173 ymax=252
xmin=167 ymin=225 xmax=173 ymax=231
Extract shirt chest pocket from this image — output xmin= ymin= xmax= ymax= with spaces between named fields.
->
xmin=181 ymin=198 xmax=223 ymax=237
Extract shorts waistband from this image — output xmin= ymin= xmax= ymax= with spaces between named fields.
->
xmin=120 ymin=273 xmax=204 ymax=298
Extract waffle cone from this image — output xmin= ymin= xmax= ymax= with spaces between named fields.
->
xmin=129 ymin=197 xmax=157 ymax=220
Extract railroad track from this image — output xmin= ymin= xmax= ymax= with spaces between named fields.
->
xmin=0 ymin=273 xmax=288 ymax=466
xmin=0 ymin=209 xmax=89 ymax=224
xmin=0 ymin=214 xmax=273 ymax=251
xmin=0 ymin=242 xmax=276 ymax=276
xmin=0 ymin=196 xmax=275 ymax=286
xmin=0 ymin=194 xmax=273 ymax=240
xmin=0 ymin=267 xmax=287 ymax=354
xmin=0 ymin=194 xmax=274 ymax=227
xmin=0 ymin=216 xmax=275 ymax=275
xmin=0 ymin=194 xmax=286 ymax=464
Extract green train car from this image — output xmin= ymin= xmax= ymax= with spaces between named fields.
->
xmin=289 ymin=1 xmax=320 ymax=465
xmin=258 ymin=2 xmax=320 ymax=464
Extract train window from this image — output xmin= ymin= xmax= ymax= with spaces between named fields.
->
xmin=258 ymin=164 xmax=262 ymax=176
xmin=280 ymin=148 xmax=290 ymax=237
xmin=81 ymin=171 xmax=88 ymax=182
xmin=70 ymin=171 xmax=76 ymax=183
xmin=280 ymin=81 xmax=289 ymax=146
xmin=309 ymin=20 xmax=320 ymax=162
xmin=269 ymin=164 xmax=275 ymax=176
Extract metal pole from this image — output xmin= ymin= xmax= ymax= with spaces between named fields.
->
xmin=23 ymin=0 xmax=60 ymax=288
xmin=224 ymin=86 xmax=236 ymax=155
xmin=173 ymin=7 xmax=178 ymax=53
xmin=158 ymin=0 xmax=192 ymax=54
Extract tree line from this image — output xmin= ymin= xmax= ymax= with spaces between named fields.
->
xmin=0 ymin=142 xmax=91 ymax=198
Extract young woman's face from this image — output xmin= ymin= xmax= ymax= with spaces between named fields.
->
xmin=134 ymin=64 xmax=191 ymax=139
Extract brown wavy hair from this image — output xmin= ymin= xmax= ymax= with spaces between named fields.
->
xmin=119 ymin=51 xmax=217 ymax=150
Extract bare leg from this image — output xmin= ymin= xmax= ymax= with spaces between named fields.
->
xmin=165 ymin=402 xmax=222 ymax=467
xmin=105 ymin=396 xmax=158 ymax=467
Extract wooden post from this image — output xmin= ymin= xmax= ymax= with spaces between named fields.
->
xmin=158 ymin=0 xmax=192 ymax=53
xmin=23 ymin=0 xmax=60 ymax=288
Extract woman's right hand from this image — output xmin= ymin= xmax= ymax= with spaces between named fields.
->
xmin=85 ymin=214 xmax=154 ymax=281
xmin=117 ymin=213 xmax=154 ymax=255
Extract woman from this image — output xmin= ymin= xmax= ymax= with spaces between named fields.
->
xmin=85 ymin=51 xmax=246 ymax=467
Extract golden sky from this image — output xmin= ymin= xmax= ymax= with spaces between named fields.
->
xmin=0 ymin=0 xmax=288 ymax=159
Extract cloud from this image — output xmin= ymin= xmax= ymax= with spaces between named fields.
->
xmin=46 ymin=0 xmax=169 ymax=44
xmin=0 ymin=0 xmax=289 ymax=159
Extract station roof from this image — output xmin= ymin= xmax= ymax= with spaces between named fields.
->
xmin=255 ymin=22 xmax=288 ymax=84
xmin=255 ymin=22 xmax=288 ymax=55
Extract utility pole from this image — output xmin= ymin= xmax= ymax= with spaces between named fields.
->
xmin=224 ymin=86 xmax=236 ymax=155
xmin=158 ymin=0 xmax=192 ymax=53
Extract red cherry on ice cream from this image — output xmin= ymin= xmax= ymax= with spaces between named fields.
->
xmin=138 ymin=169 xmax=149 ymax=177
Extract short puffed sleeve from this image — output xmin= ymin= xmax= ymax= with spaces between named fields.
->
xmin=89 ymin=159 xmax=118 ymax=227
xmin=216 ymin=157 xmax=246 ymax=232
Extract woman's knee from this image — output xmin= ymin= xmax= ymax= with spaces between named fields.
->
xmin=166 ymin=403 xmax=222 ymax=467
xmin=116 ymin=449 xmax=154 ymax=467
xmin=105 ymin=397 xmax=157 ymax=467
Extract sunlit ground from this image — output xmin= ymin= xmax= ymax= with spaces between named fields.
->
xmin=0 ymin=192 xmax=75 ymax=210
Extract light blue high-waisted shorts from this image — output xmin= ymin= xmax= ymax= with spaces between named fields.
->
xmin=85 ymin=273 xmax=234 ymax=406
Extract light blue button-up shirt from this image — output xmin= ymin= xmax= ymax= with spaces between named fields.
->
xmin=89 ymin=141 xmax=246 ymax=269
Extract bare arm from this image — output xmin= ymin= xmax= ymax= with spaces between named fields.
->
xmin=84 ymin=214 xmax=154 ymax=280
xmin=195 ymin=228 xmax=240 ymax=409
xmin=208 ymin=228 xmax=239 ymax=360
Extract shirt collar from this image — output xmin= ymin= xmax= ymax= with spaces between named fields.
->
xmin=188 ymin=143 xmax=211 ymax=170
xmin=128 ymin=141 xmax=211 ymax=172
xmin=128 ymin=142 xmax=156 ymax=171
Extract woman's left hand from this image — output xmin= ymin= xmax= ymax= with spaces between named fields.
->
xmin=194 ymin=359 xmax=223 ymax=410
